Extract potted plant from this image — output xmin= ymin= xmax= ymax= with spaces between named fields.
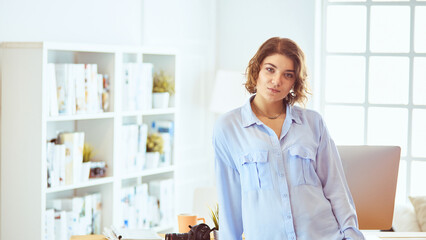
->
xmin=145 ymin=133 xmax=164 ymax=169
xmin=209 ymin=203 xmax=219 ymax=240
xmin=152 ymin=70 xmax=175 ymax=109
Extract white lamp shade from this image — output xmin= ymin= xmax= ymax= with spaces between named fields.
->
xmin=210 ymin=70 xmax=251 ymax=114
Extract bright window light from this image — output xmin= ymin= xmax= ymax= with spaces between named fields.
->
xmin=412 ymin=109 xmax=426 ymax=157
xmin=368 ymin=57 xmax=409 ymax=104
xmin=415 ymin=7 xmax=426 ymax=53
xmin=329 ymin=0 xmax=366 ymax=2
xmin=395 ymin=160 xmax=407 ymax=205
xmin=323 ymin=0 xmax=425 ymax=202
xmin=325 ymin=56 xmax=365 ymax=103
xmin=410 ymin=161 xmax=426 ymax=196
xmin=326 ymin=6 xmax=366 ymax=53
xmin=370 ymin=6 xmax=410 ymax=53
xmin=367 ymin=107 xmax=408 ymax=156
xmin=324 ymin=105 xmax=365 ymax=145
xmin=413 ymin=58 xmax=426 ymax=105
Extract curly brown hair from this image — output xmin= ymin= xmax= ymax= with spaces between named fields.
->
xmin=245 ymin=37 xmax=310 ymax=106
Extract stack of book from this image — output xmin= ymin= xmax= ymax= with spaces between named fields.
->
xmin=149 ymin=179 xmax=174 ymax=227
xmin=120 ymin=179 xmax=174 ymax=229
xmin=47 ymin=63 xmax=109 ymax=116
xmin=45 ymin=193 xmax=102 ymax=240
xmin=46 ymin=132 xmax=85 ymax=187
xmin=122 ymin=63 xmax=154 ymax=111
xmin=121 ymin=123 xmax=148 ymax=173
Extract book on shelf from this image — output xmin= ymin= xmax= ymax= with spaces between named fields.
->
xmin=58 ymin=132 xmax=85 ymax=185
xmin=122 ymin=63 xmax=153 ymax=112
xmin=45 ymin=208 xmax=55 ymax=240
xmin=46 ymin=141 xmax=55 ymax=188
xmin=102 ymin=74 xmax=111 ymax=112
xmin=45 ymin=193 xmax=102 ymax=240
xmin=148 ymin=179 xmax=174 ymax=227
xmin=122 ymin=124 xmax=139 ymax=173
xmin=74 ymin=64 xmax=86 ymax=114
xmin=67 ymin=64 xmax=77 ymax=115
xmin=54 ymin=210 xmax=68 ymax=240
xmin=120 ymin=179 xmax=174 ymax=230
xmin=121 ymin=183 xmax=157 ymax=229
xmin=85 ymin=64 xmax=102 ymax=113
xmin=47 ymin=63 xmax=108 ymax=116
xmin=138 ymin=124 xmax=148 ymax=169
xmin=47 ymin=64 xmax=59 ymax=116
xmin=122 ymin=123 xmax=148 ymax=173
xmin=47 ymin=141 xmax=66 ymax=188
xmin=54 ymin=64 xmax=68 ymax=114
xmin=150 ymin=120 xmax=174 ymax=167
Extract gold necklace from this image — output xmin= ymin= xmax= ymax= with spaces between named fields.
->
xmin=252 ymin=102 xmax=284 ymax=120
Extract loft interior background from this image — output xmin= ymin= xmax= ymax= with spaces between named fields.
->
xmin=1 ymin=0 xmax=425 ymax=237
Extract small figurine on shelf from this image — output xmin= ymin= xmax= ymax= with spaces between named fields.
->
xmin=152 ymin=70 xmax=175 ymax=109
xmin=145 ymin=133 xmax=164 ymax=169
xmin=83 ymin=143 xmax=106 ymax=179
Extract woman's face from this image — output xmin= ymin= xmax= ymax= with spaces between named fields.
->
xmin=255 ymin=53 xmax=296 ymax=104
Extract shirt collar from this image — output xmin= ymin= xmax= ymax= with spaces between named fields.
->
xmin=241 ymin=95 xmax=259 ymax=127
xmin=241 ymin=95 xmax=302 ymax=127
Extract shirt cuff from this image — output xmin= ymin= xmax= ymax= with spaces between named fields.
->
xmin=343 ymin=227 xmax=365 ymax=240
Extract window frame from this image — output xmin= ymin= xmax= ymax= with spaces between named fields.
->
xmin=319 ymin=0 xmax=426 ymax=203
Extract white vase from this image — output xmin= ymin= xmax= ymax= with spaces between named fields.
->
xmin=152 ymin=92 xmax=170 ymax=109
xmin=80 ymin=162 xmax=91 ymax=182
xmin=168 ymin=94 xmax=175 ymax=107
xmin=213 ymin=230 xmax=219 ymax=240
xmin=145 ymin=152 xmax=160 ymax=169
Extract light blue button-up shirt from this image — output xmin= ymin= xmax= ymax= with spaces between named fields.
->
xmin=213 ymin=97 xmax=365 ymax=240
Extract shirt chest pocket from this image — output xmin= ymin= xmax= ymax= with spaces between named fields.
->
xmin=288 ymin=146 xmax=320 ymax=187
xmin=239 ymin=151 xmax=273 ymax=192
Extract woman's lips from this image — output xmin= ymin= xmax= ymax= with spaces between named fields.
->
xmin=268 ymin=88 xmax=280 ymax=93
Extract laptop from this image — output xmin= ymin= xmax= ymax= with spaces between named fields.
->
xmin=337 ymin=145 xmax=401 ymax=230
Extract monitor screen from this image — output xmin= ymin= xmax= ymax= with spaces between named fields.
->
xmin=338 ymin=145 xmax=401 ymax=230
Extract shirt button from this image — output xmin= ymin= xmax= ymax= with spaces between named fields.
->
xmin=283 ymin=194 xmax=288 ymax=198
xmin=287 ymin=215 xmax=291 ymax=219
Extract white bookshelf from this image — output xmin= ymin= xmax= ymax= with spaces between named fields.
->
xmin=0 ymin=42 xmax=179 ymax=240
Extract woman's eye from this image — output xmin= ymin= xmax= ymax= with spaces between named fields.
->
xmin=285 ymin=73 xmax=294 ymax=79
xmin=266 ymin=67 xmax=274 ymax=73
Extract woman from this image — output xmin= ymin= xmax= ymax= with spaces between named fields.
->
xmin=213 ymin=37 xmax=365 ymax=240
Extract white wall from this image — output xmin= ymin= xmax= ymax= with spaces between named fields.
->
xmin=141 ymin=0 xmax=217 ymax=216
xmin=0 ymin=0 xmax=142 ymax=45
xmin=216 ymin=0 xmax=316 ymax=78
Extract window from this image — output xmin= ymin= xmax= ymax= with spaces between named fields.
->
xmin=321 ymin=0 xmax=426 ymax=204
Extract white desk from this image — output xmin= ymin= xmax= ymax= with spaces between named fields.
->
xmin=157 ymin=232 xmax=426 ymax=240
xmin=72 ymin=232 xmax=426 ymax=240
xmin=364 ymin=232 xmax=426 ymax=240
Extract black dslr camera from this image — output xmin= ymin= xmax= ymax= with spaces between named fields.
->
xmin=165 ymin=223 xmax=216 ymax=240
